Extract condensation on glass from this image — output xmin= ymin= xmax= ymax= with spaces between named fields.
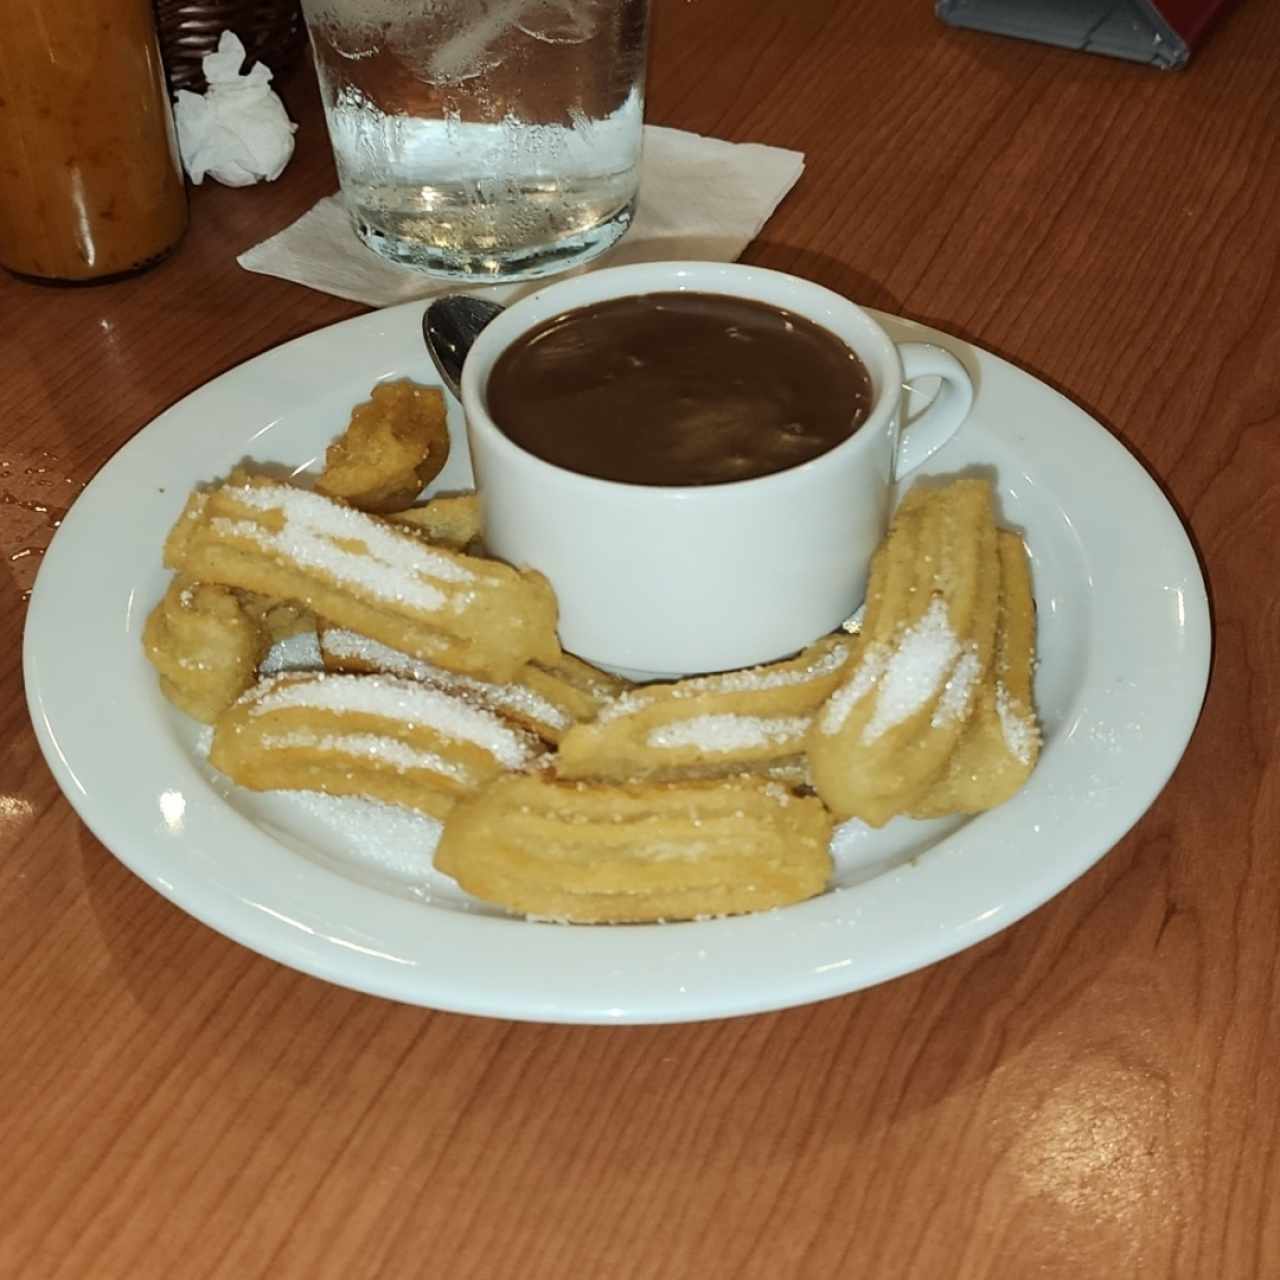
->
xmin=302 ymin=0 xmax=649 ymax=281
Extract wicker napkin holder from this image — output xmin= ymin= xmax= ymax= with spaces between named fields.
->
xmin=154 ymin=0 xmax=307 ymax=92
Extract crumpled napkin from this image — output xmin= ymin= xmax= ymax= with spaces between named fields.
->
xmin=173 ymin=31 xmax=298 ymax=187
xmin=237 ymin=125 xmax=805 ymax=307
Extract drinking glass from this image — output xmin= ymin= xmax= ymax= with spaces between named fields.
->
xmin=301 ymin=0 xmax=649 ymax=281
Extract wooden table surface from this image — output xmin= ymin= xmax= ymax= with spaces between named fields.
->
xmin=4 ymin=1 xmax=1278 ymax=1276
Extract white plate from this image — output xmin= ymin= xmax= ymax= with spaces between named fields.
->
xmin=24 ymin=303 xmax=1210 ymax=1024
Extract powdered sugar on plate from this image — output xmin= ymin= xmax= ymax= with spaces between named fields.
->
xmin=265 ymin=790 xmax=455 ymax=893
xmin=190 ymin=725 xmax=473 ymax=905
xmin=996 ymin=684 xmax=1038 ymax=764
xmin=259 ymin=628 xmax=323 ymax=674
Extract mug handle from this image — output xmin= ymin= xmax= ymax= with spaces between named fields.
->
xmin=892 ymin=342 xmax=974 ymax=479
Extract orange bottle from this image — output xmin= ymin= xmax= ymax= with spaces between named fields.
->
xmin=0 ymin=0 xmax=188 ymax=282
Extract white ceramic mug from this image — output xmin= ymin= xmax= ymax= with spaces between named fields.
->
xmin=461 ymin=261 xmax=973 ymax=677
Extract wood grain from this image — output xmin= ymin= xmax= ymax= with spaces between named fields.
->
xmin=3 ymin=1 xmax=1278 ymax=1275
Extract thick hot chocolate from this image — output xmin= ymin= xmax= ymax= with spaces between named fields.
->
xmin=485 ymin=292 xmax=872 ymax=486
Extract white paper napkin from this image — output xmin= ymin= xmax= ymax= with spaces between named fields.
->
xmin=174 ymin=32 xmax=297 ymax=187
xmin=237 ymin=125 xmax=804 ymax=307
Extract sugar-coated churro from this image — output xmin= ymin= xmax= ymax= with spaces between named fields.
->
xmin=911 ymin=530 xmax=1040 ymax=816
xmin=210 ymin=671 xmax=543 ymax=818
xmin=808 ymin=478 xmax=1000 ymax=825
xmin=434 ymin=772 xmax=833 ymax=922
xmin=164 ymin=473 xmax=560 ymax=682
xmin=319 ymin=625 xmax=580 ymax=744
xmin=554 ymin=634 xmax=852 ymax=782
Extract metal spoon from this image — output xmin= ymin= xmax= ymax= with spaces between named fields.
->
xmin=422 ymin=295 xmax=505 ymax=400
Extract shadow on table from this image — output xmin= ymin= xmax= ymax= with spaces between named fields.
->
xmin=78 ymin=800 xmax=1165 ymax=1141
xmin=742 ymin=241 xmax=905 ymax=319
xmin=75 ymin=828 xmax=236 ymax=1003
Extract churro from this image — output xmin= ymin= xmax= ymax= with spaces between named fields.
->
xmin=210 ymin=671 xmax=543 ymax=818
xmin=554 ymin=634 xmax=851 ymax=782
xmin=911 ymin=531 xmax=1040 ymax=816
xmin=525 ymin=651 xmax=631 ymax=721
xmin=164 ymin=473 xmax=560 ymax=681
xmin=315 ymin=379 xmax=450 ymax=512
xmin=319 ymin=625 xmax=581 ymax=744
xmin=808 ymin=478 xmax=1000 ymax=825
xmin=387 ymin=492 xmax=482 ymax=552
xmin=434 ymin=772 xmax=833 ymax=923
xmin=143 ymin=576 xmax=267 ymax=722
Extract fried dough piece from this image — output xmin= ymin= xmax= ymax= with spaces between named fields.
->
xmin=315 ymin=379 xmax=450 ymax=513
xmin=143 ymin=577 xmax=268 ymax=723
xmin=808 ymin=478 xmax=1000 ymax=825
xmin=210 ymin=672 xmax=543 ymax=819
xmin=318 ymin=627 xmax=629 ymax=744
xmin=387 ymin=493 xmax=481 ymax=552
xmin=751 ymin=757 xmax=814 ymax=790
xmin=319 ymin=626 xmax=574 ymax=744
xmin=164 ymin=474 xmax=560 ymax=682
xmin=555 ymin=634 xmax=852 ymax=782
xmin=526 ymin=651 xmax=631 ymax=721
xmin=911 ymin=531 xmax=1040 ymax=816
xmin=434 ymin=773 xmax=833 ymax=923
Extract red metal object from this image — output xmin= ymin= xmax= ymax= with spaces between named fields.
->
xmin=1150 ymin=0 xmax=1235 ymax=49
xmin=937 ymin=0 xmax=1240 ymax=69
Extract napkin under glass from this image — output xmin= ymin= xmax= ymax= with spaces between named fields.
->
xmin=237 ymin=125 xmax=805 ymax=307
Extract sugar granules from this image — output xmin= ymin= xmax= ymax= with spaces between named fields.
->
xmin=244 ymin=672 xmax=536 ymax=769
xmin=647 ymin=714 xmax=811 ymax=754
xmin=321 ymin=627 xmax=570 ymax=732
